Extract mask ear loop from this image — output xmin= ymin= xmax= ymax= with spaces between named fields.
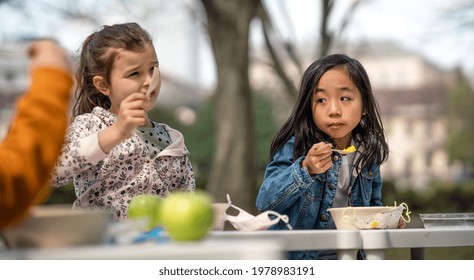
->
xmin=398 ymin=202 xmax=411 ymax=223
xmin=265 ymin=211 xmax=293 ymax=230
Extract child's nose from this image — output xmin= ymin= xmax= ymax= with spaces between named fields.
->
xmin=145 ymin=72 xmax=153 ymax=85
xmin=328 ymin=101 xmax=341 ymax=116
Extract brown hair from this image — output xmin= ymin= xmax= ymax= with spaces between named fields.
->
xmin=73 ymin=22 xmax=153 ymax=117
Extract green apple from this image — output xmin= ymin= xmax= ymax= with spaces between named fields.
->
xmin=128 ymin=194 xmax=163 ymax=230
xmin=160 ymin=191 xmax=214 ymax=242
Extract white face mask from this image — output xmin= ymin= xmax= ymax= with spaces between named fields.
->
xmin=224 ymin=194 xmax=293 ymax=231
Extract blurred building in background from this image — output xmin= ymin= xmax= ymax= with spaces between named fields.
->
xmin=0 ymin=44 xmax=28 ymax=136
xmin=353 ymin=42 xmax=464 ymax=190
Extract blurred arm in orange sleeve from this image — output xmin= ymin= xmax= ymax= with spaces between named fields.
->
xmin=0 ymin=40 xmax=73 ymax=228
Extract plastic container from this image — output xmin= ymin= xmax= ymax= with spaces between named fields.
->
xmin=1 ymin=205 xmax=112 ymax=248
xmin=419 ymin=213 xmax=474 ymax=228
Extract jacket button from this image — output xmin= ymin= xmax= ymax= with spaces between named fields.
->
xmin=328 ymin=183 xmax=335 ymax=191
xmin=369 ymin=171 xmax=373 ymax=176
xmin=320 ymin=214 xmax=328 ymax=221
xmin=333 ymin=155 xmax=339 ymax=161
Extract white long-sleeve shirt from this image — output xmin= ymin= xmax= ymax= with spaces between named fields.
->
xmin=51 ymin=106 xmax=195 ymax=220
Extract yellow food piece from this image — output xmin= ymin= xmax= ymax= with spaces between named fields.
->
xmin=370 ymin=221 xmax=379 ymax=228
xmin=343 ymin=145 xmax=356 ymax=152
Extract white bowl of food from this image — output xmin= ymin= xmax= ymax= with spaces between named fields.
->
xmin=328 ymin=205 xmax=407 ymax=230
xmin=1 ymin=204 xmax=112 ymax=248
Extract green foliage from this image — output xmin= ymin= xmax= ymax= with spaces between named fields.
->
xmin=179 ymin=92 xmax=278 ymax=191
xmin=446 ymin=78 xmax=474 ymax=170
xmin=252 ymin=92 xmax=278 ymax=188
xmin=179 ymin=100 xmax=215 ymax=190
xmin=383 ymin=179 xmax=474 ymax=214
xmin=147 ymin=105 xmax=186 ymax=132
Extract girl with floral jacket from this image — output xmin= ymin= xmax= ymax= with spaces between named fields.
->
xmin=51 ymin=22 xmax=194 ymax=221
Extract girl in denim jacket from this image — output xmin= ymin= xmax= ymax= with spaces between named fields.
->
xmin=256 ymin=54 xmax=389 ymax=260
xmin=50 ymin=23 xmax=195 ymax=221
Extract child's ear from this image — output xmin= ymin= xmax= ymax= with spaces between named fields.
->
xmin=92 ymin=76 xmax=110 ymax=96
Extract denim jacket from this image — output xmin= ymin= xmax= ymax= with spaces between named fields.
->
xmin=256 ymin=136 xmax=382 ymax=260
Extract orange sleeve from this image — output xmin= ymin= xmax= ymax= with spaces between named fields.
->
xmin=0 ymin=68 xmax=73 ymax=228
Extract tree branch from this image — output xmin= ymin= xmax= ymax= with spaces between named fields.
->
xmin=257 ymin=1 xmax=299 ymax=100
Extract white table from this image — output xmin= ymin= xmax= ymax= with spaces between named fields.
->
xmin=2 ymin=228 xmax=472 ymax=260
xmin=0 ymin=238 xmax=283 ymax=260
xmin=210 ymin=229 xmax=361 ymax=259
xmin=209 ymin=228 xmax=474 ymax=260
xmin=359 ymin=228 xmax=474 ymax=259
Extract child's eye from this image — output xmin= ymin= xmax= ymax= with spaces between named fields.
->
xmin=149 ymin=65 xmax=159 ymax=74
xmin=341 ymin=96 xmax=351 ymax=102
xmin=128 ymin=72 xmax=139 ymax=77
xmin=316 ymin=98 xmax=326 ymax=104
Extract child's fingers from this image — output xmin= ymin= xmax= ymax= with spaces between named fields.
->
xmin=119 ymin=95 xmax=149 ymax=117
xmin=27 ymin=40 xmax=71 ymax=73
xmin=122 ymin=92 xmax=156 ymax=113
xmin=310 ymin=142 xmax=332 ymax=155
xmin=116 ymin=95 xmax=149 ymax=132
xmin=303 ymin=147 xmax=333 ymax=175
xmin=315 ymin=156 xmax=333 ymax=171
xmin=122 ymin=93 xmax=148 ymax=107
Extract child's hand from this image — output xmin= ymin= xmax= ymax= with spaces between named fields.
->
xmin=27 ymin=39 xmax=71 ymax=74
xmin=98 ymin=93 xmax=149 ymax=154
xmin=302 ymin=142 xmax=333 ymax=175
xmin=115 ymin=93 xmax=149 ymax=137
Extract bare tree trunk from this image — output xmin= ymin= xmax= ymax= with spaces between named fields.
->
xmin=201 ymin=0 xmax=258 ymax=212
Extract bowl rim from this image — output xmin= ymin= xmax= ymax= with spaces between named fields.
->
xmin=327 ymin=206 xmax=400 ymax=212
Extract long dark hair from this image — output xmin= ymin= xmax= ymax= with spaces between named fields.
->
xmin=270 ymin=53 xmax=389 ymax=171
xmin=73 ymin=22 xmax=153 ymax=117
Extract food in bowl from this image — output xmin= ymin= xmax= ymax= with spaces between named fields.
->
xmin=1 ymin=205 xmax=112 ymax=248
xmin=328 ymin=204 xmax=409 ymax=230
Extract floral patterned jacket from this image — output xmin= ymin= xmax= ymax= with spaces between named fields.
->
xmin=50 ymin=106 xmax=195 ymax=220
